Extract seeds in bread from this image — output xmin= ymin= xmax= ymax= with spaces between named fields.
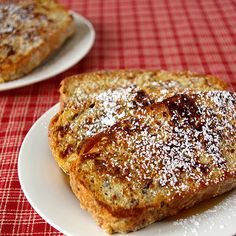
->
xmin=0 ymin=0 xmax=75 ymax=82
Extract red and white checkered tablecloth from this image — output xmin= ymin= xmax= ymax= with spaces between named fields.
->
xmin=0 ymin=0 xmax=236 ymax=235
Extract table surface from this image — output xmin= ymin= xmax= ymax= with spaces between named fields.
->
xmin=0 ymin=0 xmax=236 ymax=235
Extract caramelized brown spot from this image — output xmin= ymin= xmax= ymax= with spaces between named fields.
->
xmin=132 ymin=89 xmax=154 ymax=107
xmin=193 ymin=162 xmax=210 ymax=174
xmin=61 ymin=145 xmax=74 ymax=158
xmin=144 ymin=179 xmax=153 ymax=188
xmin=81 ymin=153 xmax=100 ymax=163
xmin=79 ymin=132 xmax=110 ymax=163
xmin=89 ymin=103 xmax=95 ymax=108
xmin=163 ymin=112 xmax=167 ymax=117
xmin=57 ymin=124 xmax=70 ymax=138
xmin=164 ymin=94 xmax=202 ymax=130
xmin=6 ymin=45 xmax=15 ymax=56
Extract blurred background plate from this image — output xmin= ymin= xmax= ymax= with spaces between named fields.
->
xmin=0 ymin=12 xmax=95 ymax=91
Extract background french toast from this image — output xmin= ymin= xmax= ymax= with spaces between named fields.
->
xmin=49 ymin=70 xmax=229 ymax=174
xmin=0 ymin=0 xmax=75 ymax=82
xmin=70 ymin=90 xmax=236 ymax=234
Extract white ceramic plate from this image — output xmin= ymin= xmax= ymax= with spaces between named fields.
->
xmin=0 ymin=12 xmax=95 ymax=91
xmin=18 ymin=104 xmax=236 ymax=236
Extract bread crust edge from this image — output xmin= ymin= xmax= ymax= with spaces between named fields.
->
xmin=59 ymin=70 xmax=229 ymax=108
xmin=70 ymin=171 xmax=236 ymax=234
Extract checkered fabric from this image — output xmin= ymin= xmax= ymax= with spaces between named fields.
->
xmin=0 ymin=0 xmax=236 ymax=235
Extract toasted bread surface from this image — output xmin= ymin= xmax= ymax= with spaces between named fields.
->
xmin=70 ymin=91 xmax=236 ymax=233
xmin=0 ymin=0 xmax=75 ymax=82
xmin=49 ymin=70 xmax=229 ymax=174
xmin=60 ymin=70 xmax=228 ymax=106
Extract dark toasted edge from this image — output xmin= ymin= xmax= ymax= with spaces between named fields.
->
xmin=59 ymin=70 xmax=142 ymax=109
xmin=59 ymin=70 xmax=230 ymax=109
xmin=70 ymin=169 xmax=236 ymax=234
xmin=48 ymin=111 xmax=69 ymax=173
xmin=0 ymin=3 xmax=75 ymax=82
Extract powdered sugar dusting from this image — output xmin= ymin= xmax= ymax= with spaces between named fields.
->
xmin=58 ymin=78 xmax=194 ymax=163
xmin=66 ymin=78 xmax=198 ymax=143
xmin=67 ymin=85 xmax=154 ymax=140
xmin=169 ymin=190 xmax=236 ymax=236
xmin=94 ymin=91 xmax=235 ymax=194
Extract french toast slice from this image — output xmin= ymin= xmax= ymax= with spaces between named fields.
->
xmin=49 ymin=70 xmax=229 ymax=174
xmin=70 ymin=90 xmax=236 ymax=234
xmin=0 ymin=0 xmax=75 ymax=82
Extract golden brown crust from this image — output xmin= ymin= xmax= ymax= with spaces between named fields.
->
xmin=70 ymin=172 xmax=236 ymax=234
xmin=0 ymin=0 xmax=75 ymax=82
xmin=48 ymin=111 xmax=67 ymax=171
xmin=59 ymin=70 xmax=229 ymax=106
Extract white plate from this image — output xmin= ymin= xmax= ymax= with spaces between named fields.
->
xmin=18 ymin=104 xmax=236 ymax=236
xmin=0 ymin=12 xmax=95 ymax=91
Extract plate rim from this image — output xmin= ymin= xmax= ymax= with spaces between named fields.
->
xmin=18 ymin=103 xmax=68 ymax=234
xmin=0 ymin=12 xmax=95 ymax=91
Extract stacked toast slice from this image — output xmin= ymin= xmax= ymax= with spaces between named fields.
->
xmin=49 ymin=70 xmax=228 ymax=174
